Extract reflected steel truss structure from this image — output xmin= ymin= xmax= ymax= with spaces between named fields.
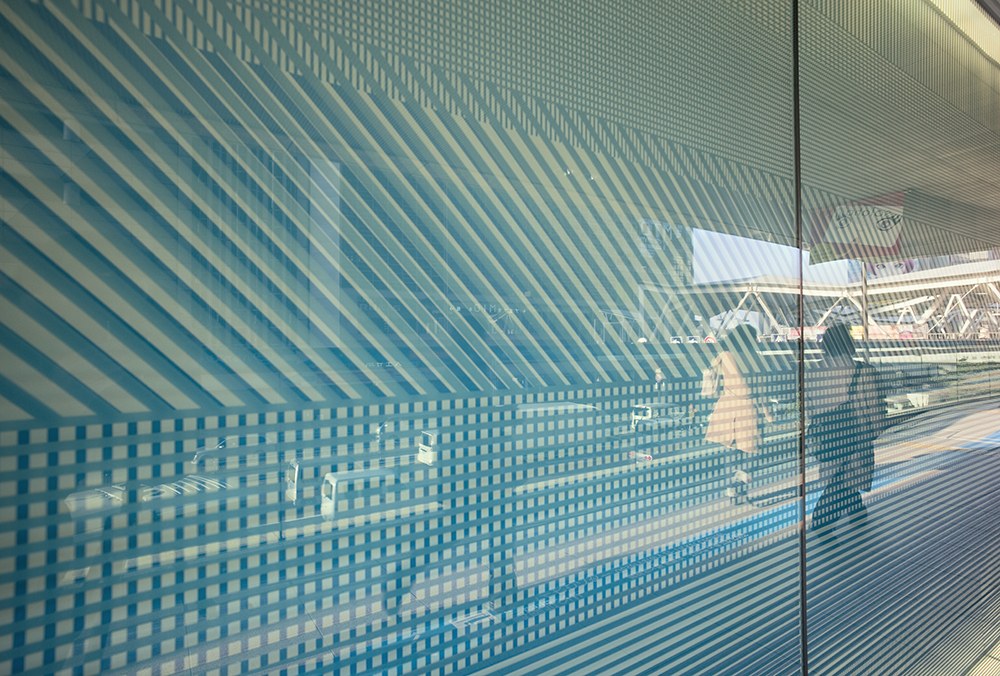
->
xmin=640 ymin=259 xmax=1000 ymax=341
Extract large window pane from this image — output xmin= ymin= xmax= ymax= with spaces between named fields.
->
xmin=7 ymin=1 xmax=999 ymax=674
xmin=0 ymin=1 xmax=804 ymax=673
xmin=800 ymin=1 xmax=1000 ymax=673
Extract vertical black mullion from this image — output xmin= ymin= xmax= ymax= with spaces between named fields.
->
xmin=792 ymin=0 xmax=810 ymax=674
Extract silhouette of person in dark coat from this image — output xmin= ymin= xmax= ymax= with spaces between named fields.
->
xmin=807 ymin=324 xmax=886 ymax=533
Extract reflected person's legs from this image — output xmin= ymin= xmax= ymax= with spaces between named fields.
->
xmin=812 ymin=483 xmax=839 ymax=530
xmin=813 ymin=463 xmax=865 ymax=530
xmin=725 ymin=448 xmax=754 ymax=505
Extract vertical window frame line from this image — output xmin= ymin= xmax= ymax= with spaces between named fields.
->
xmin=792 ymin=0 xmax=810 ymax=674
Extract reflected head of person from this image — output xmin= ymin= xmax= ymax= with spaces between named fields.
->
xmin=721 ymin=323 xmax=760 ymax=351
xmin=820 ymin=323 xmax=857 ymax=362
xmin=811 ymin=324 xmax=859 ymax=409
xmin=720 ymin=323 xmax=763 ymax=374
xmin=702 ymin=324 xmax=761 ymax=400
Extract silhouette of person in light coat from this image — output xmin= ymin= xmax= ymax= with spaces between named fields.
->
xmin=702 ymin=324 xmax=770 ymax=504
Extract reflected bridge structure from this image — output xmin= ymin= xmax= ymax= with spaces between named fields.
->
xmin=638 ymin=259 xmax=1000 ymax=343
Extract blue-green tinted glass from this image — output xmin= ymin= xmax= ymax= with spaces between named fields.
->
xmin=4 ymin=0 xmax=1000 ymax=674
xmin=0 ymin=1 xmax=801 ymax=672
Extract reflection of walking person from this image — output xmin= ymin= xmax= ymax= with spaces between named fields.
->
xmin=653 ymin=367 xmax=665 ymax=392
xmin=701 ymin=325 xmax=769 ymax=505
xmin=807 ymin=324 xmax=886 ymax=538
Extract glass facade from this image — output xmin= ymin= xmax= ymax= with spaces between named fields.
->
xmin=0 ymin=1 xmax=997 ymax=673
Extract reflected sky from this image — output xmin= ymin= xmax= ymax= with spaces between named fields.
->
xmin=694 ymin=229 xmax=852 ymax=284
